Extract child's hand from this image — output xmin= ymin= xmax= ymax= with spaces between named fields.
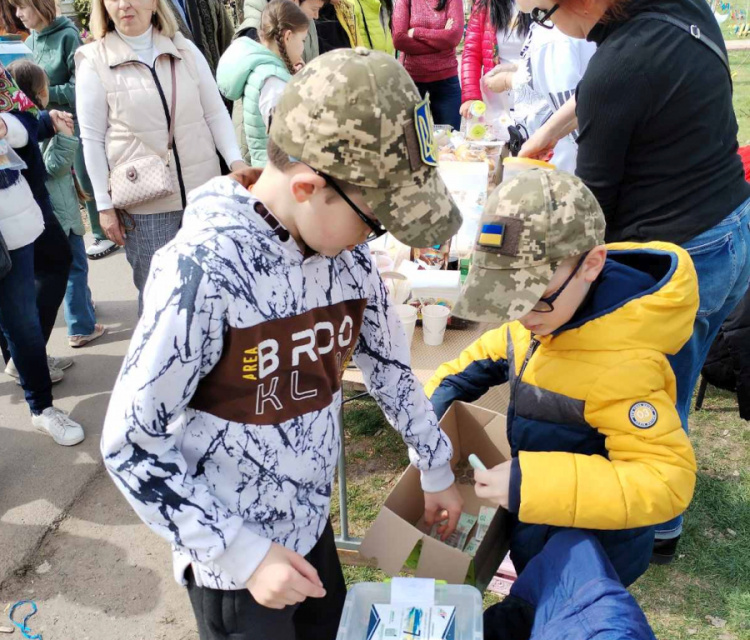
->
xmin=50 ymin=110 xmax=74 ymax=136
xmin=424 ymin=483 xmax=464 ymax=541
xmin=245 ymin=542 xmax=326 ymax=610
xmin=293 ymin=61 xmax=305 ymax=73
xmin=0 ymin=117 xmax=7 ymax=140
xmin=474 ymin=461 xmax=512 ymax=508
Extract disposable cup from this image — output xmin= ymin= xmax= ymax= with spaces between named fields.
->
xmin=395 ymin=304 xmax=418 ymax=348
xmin=422 ymin=304 xmax=451 ymax=346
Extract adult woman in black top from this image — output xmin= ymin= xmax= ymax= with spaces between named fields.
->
xmin=519 ymin=0 xmax=750 ymax=559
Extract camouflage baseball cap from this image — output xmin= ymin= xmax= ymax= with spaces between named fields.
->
xmin=269 ymin=48 xmax=462 ymax=247
xmin=452 ymin=169 xmax=606 ymax=323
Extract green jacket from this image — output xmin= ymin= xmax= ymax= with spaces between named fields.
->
xmin=27 ymin=17 xmax=82 ymax=114
xmin=170 ymin=0 xmax=234 ymax=75
xmin=217 ymin=37 xmax=290 ymax=167
xmin=42 ymin=133 xmax=84 ymax=236
xmin=350 ymin=0 xmax=394 ymax=55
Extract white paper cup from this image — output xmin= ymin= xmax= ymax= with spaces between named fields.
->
xmin=395 ymin=304 xmax=418 ymax=347
xmin=422 ymin=304 xmax=451 ymax=346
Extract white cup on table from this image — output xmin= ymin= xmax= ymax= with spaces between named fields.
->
xmin=395 ymin=304 xmax=418 ymax=347
xmin=422 ymin=305 xmax=451 ymax=346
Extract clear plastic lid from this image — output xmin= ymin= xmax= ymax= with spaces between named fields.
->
xmin=336 ymin=582 xmax=483 ymax=640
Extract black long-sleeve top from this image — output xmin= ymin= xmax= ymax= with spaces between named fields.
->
xmin=576 ymin=0 xmax=750 ymax=244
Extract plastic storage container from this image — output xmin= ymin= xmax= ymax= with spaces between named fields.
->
xmin=336 ymin=582 xmax=483 ymax=640
xmin=0 ymin=35 xmax=33 ymax=68
xmin=501 ymin=157 xmax=556 ymax=184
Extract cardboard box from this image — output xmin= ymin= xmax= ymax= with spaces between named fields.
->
xmin=359 ymin=402 xmax=513 ymax=591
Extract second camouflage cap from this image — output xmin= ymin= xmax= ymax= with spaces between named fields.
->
xmin=269 ymin=47 xmax=462 ymax=248
xmin=453 ymin=169 xmax=606 ymax=323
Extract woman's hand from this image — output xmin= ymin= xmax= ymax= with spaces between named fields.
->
xmin=408 ymin=28 xmax=415 ymax=37
xmin=484 ymin=71 xmax=514 ymax=94
xmin=519 ymin=127 xmax=559 ymax=162
xmin=99 ymin=208 xmax=127 ymax=246
xmin=445 ymin=18 xmax=454 ymax=29
xmin=230 ymin=160 xmax=250 ymax=172
xmin=459 ymin=101 xmax=475 ymax=118
xmin=49 ymin=110 xmax=75 ymax=136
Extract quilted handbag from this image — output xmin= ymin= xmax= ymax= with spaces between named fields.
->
xmin=109 ymin=58 xmax=177 ymax=209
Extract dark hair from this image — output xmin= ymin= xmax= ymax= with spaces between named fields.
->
xmin=435 ymin=0 xmax=448 ymax=12
xmin=260 ymin=0 xmax=310 ymax=75
xmin=479 ymin=0 xmax=530 ymax=38
xmin=0 ymin=0 xmax=27 ymax=34
xmin=7 ymin=58 xmax=47 ymax=109
xmin=267 ymin=137 xmax=296 ymax=170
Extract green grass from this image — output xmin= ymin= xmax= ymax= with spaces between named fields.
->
xmin=335 ymin=387 xmax=750 ymax=638
xmin=731 ymin=50 xmax=750 ymax=144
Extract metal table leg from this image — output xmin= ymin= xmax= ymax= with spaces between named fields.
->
xmin=335 ymin=392 xmax=370 ymax=551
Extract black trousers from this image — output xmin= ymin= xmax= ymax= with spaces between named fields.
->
xmin=0 ymin=208 xmax=71 ymax=364
xmin=186 ymin=521 xmax=347 ymax=640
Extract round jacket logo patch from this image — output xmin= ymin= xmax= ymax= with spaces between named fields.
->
xmin=630 ymin=402 xmax=658 ymax=429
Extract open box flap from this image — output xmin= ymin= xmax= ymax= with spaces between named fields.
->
xmin=416 ymin=534 xmax=471 ymax=584
xmin=359 ymin=507 xmax=424 ymax=575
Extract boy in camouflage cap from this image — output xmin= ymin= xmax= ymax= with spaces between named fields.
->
xmin=425 ymin=169 xmax=700 ymax=586
xmin=101 ymin=48 xmax=464 ymax=640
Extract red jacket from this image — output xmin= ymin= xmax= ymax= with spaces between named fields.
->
xmin=392 ymin=0 xmax=464 ymax=84
xmin=461 ymin=3 xmax=497 ymax=102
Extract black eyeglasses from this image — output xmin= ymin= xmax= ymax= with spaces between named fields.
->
xmin=310 ymin=168 xmax=387 ymax=242
xmin=530 ymin=4 xmax=560 ymax=28
xmin=531 ymin=252 xmax=588 ymax=313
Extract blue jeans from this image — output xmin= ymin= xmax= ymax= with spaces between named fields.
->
xmin=656 ymin=196 xmax=750 ymax=539
xmin=0 ymin=243 xmax=54 ymax=414
xmin=415 ymin=76 xmax=462 ymax=131
xmin=64 ymin=232 xmax=96 ymax=336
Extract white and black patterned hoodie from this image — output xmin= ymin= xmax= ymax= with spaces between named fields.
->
xmin=102 ymin=176 xmax=455 ymax=590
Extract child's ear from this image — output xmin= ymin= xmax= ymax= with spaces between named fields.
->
xmin=283 ymin=29 xmax=293 ymax=46
xmin=289 ymin=171 xmax=327 ymax=204
xmin=582 ymin=246 xmax=607 ymax=282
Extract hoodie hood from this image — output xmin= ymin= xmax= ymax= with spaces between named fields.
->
xmin=180 ymin=175 xmax=307 ymax=266
xmin=35 ymin=16 xmax=79 ymax=40
xmin=542 ymin=241 xmax=699 ymax=355
xmin=216 ymin=37 xmax=288 ymax=102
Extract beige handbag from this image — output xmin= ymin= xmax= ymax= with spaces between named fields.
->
xmin=109 ymin=58 xmax=177 ymax=209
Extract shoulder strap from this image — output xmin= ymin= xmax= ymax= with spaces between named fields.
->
xmin=167 ymin=57 xmax=177 ymax=153
xmin=631 ymin=12 xmax=732 ymax=91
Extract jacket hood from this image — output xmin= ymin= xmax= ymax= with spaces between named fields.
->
xmin=36 ymin=16 xmax=79 ymax=40
xmin=180 ymin=176 xmax=305 ymax=265
xmin=542 ymin=241 xmax=699 ymax=355
xmin=216 ymin=37 xmax=285 ymax=101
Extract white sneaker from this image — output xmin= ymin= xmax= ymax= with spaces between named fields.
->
xmin=32 ymin=407 xmax=85 ymax=446
xmin=48 ymin=355 xmax=74 ymax=370
xmin=86 ymin=238 xmax=119 ymax=260
xmin=5 ymin=359 xmax=64 ymax=384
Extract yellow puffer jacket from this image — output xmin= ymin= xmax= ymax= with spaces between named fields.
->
xmin=426 ymin=241 xmax=699 ymax=585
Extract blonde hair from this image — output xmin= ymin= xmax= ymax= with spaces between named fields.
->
xmin=89 ymin=0 xmax=179 ymax=40
xmin=8 ymin=0 xmax=57 ymax=26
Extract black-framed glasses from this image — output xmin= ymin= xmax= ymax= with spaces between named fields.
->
xmin=310 ymin=168 xmax=387 ymax=242
xmin=531 ymin=252 xmax=588 ymax=313
xmin=530 ymin=4 xmax=560 ymax=28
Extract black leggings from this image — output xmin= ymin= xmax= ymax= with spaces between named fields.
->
xmin=186 ymin=521 xmax=347 ymax=640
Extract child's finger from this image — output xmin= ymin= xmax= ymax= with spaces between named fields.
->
xmin=289 ymin=552 xmax=325 ymax=591
xmin=440 ymin=507 xmax=460 ymax=540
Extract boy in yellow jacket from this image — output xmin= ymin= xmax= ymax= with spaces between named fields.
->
xmin=425 ymin=169 xmax=699 ymax=586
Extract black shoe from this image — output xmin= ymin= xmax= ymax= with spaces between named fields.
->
xmin=651 ymin=535 xmax=680 ymax=565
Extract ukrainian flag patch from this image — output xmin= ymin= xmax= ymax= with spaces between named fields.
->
xmin=479 ymin=223 xmax=505 ymax=248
